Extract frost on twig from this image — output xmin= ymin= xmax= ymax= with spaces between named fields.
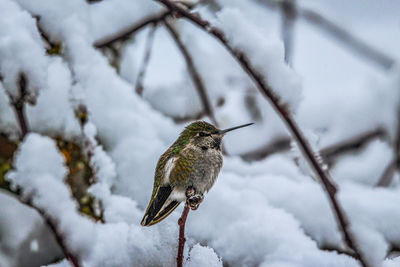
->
xmin=155 ymin=1 xmax=372 ymax=266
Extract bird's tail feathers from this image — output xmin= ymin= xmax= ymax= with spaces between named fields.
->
xmin=141 ymin=185 xmax=181 ymax=226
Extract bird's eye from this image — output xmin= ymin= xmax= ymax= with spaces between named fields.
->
xmin=199 ymin=132 xmax=209 ymax=137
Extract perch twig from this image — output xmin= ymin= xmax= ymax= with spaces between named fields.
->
xmin=177 ymin=204 xmax=190 ymax=267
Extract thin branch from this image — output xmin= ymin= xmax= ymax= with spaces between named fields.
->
xmin=377 ymin=106 xmax=400 ymax=187
xmin=163 ymin=19 xmax=218 ymax=127
xmin=260 ymin=0 xmax=395 ymax=70
xmin=376 ymin=160 xmax=396 ymax=187
xmin=280 ymin=0 xmax=296 ymax=64
xmin=94 ymin=11 xmax=170 ymax=48
xmin=320 ymin=127 xmax=387 ymax=164
xmin=241 ymin=136 xmax=291 ymax=161
xmin=135 ymin=23 xmax=157 ymax=96
xmin=173 ymin=110 xmax=206 ymax=123
xmin=155 ymin=1 xmax=371 ymax=266
xmin=8 ymin=74 xmax=30 ymax=138
xmin=240 ymin=127 xmax=386 ymax=163
xmin=177 ymin=204 xmax=190 ymax=267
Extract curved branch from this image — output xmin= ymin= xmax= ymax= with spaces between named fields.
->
xmin=155 ymin=1 xmax=371 ymax=266
xmin=94 ymin=11 xmax=170 ymax=48
xmin=135 ymin=23 xmax=158 ymax=96
xmin=163 ymin=19 xmax=218 ymax=127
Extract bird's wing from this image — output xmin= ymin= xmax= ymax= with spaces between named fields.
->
xmin=141 ymin=147 xmax=198 ymax=226
xmin=140 ymin=185 xmax=180 ymax=226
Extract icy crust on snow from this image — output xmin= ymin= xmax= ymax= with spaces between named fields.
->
xmin=0 ymin=0 xmax=48 ymax=99
xmin=216 ymin=8 xmax=303 ymax=112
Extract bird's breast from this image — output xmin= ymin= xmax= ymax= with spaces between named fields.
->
xmin=190 ymin=148 xmax=223 ymax=194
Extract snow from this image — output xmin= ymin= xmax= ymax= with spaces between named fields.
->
xmin=0 ymin=0 xmax=48 ymax=100
xmin=217 ymin=7 xmax=303 ymax=112
xmin=0 ymin=0 xmax=399 ymax=266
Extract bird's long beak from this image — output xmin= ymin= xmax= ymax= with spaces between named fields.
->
xmin=217 ymin=123 xmax=254 ymax=135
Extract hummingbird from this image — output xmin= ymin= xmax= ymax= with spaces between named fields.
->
xmin=141 ymin=121 xmax=253 ymax=226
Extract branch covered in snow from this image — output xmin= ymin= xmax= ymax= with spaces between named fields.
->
xmin=6 ymin=134 xmax=83 ymax=267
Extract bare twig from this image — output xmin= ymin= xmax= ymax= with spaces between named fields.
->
xmin=280 ymin=0 xmax=296 ymax=64
xmin=8 ymin=74 xmax=30 ymax=138
xmin=155 ymin=1 xmax=370 ymax=266
xmin=135 ymin=23 xmax=158 ymax=96
xmin=376 ymin=160 xmax=396 ymax=187
xmin=241 ymin=136 xmax=291 ymax=161
xmin=241 ymin=128 xmax=386 ymax=163
xmin=163 ymin=19 xmax=218 ymax=126
xmin=320 ymin=127 xmax=387 ymax=164
xmin=94 ymin=11 xmax=170 ymax=48
xmin=260 ymin=0 xmax=395 ymax=70
xmin=173 ymin=110 xmax=206 ymax=123
xmin=377 ymin=107 xmax=400 ymax=187
xmin=177 ymin=204 xmax=190 ymax=267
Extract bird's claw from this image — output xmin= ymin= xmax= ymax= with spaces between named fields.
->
xmin=185 ymin=186 xmax=203 ymax=210
xmin=187 ymin=194 xmax=203 ymax=210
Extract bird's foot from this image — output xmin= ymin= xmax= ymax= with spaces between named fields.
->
xmin=187 ymin=194 xmax=203 ymax=210
xmin=185 ymin=186 xmax=203 ymax=210
xmin=185 ymin=186 xmax=196 ymax=198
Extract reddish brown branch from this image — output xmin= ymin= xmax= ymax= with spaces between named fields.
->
xmin=163 ymin=19 xmax=219 ymax=127
xmin=135 ymin=23 xmax=157 ymax=96
xmin=177 ymin=204 xmax=190 ymax=267
xmin=155 ymin=1 xmax=370 ymax=266
xmin=94 ymin=11 xmax=170 ymax=48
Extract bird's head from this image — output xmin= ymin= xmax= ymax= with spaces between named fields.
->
xmin=175 ymin=121 xmax=253 ymax=151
